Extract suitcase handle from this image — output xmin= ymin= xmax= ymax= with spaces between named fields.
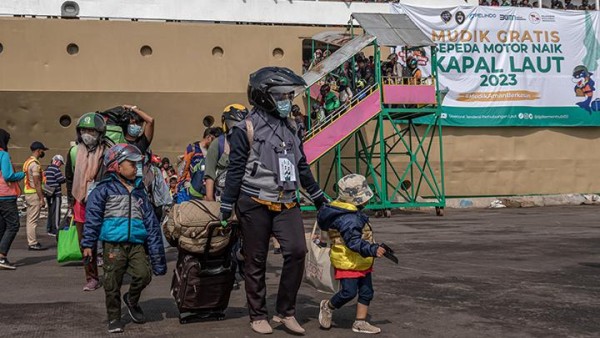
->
xmin=201 ymin=220 xmax=238 ymax=266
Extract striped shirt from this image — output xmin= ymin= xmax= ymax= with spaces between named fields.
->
xmin=44 ymin=164 xmax=66 ymax=196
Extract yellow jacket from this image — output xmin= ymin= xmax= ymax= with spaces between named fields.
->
xmin=319 ymin=200 xmax=376 ymax=271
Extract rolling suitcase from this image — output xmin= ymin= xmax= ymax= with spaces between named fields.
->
xmin=171 ymin=220 xmax=238 ymax=324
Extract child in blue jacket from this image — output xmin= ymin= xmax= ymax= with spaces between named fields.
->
xmin=317 ymin=174 xmax=386 ymax=334
xmin=81 ymin=144 xmax=166 ymax=334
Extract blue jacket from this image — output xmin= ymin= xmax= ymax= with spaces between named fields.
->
xmin=317 ymin=202 xmax=379 ymax=259
xmin=81 ymin=174 xmax=166 ymax=275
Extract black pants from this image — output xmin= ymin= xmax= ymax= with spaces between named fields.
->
xmin=46 ymin=195 xmax=61 ymax=234
xmin=235 ymin=195 xmax=307 ymax=321
xmin=0 ymin=199 xmax=20 ymax=256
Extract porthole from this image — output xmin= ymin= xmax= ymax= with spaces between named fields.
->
xmin=59 ymin=114 xmax=72 ymax=127
xmin=140 ymin=45 xmax=152 ymax=57
xmin=212 ymin=46 xmax=224 ymax=58
xmin=203 ymin=116 xmax=215 ymax=127
xmin=0 ymin=43 xmax=3 ymax=54
xmin=66 ymin=43 xmax=79 ymax=55
xmin=273 ymin=48 xmax=284 ymax=59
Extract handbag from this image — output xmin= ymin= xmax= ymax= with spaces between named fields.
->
xmin=304 ymin=221 xmax=338 ymax=294
xmin=56 ymin=217 xmax=83 ymax=263
xmin=42 ymin=183 xmax=56 ymax=197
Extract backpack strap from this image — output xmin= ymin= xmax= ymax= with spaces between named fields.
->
xmin=194 ymin=141 xmax=202 ymax=154
xmin=245 ymin=118 xmax=254 ymax=148
xmin=218 ymin=134 xmax=226 ymax=159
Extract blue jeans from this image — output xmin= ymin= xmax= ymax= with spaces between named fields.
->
xmin=330 ymin=273 xmax=374 ymax=308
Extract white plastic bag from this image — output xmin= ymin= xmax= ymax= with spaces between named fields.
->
xmin=304 ymin=221 xmax=338 ymax=294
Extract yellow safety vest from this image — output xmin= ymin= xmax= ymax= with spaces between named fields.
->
xmin=23 ymin=156 xmax=40 ymax=194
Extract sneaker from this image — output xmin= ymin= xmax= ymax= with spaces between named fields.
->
xmin=352 ymin=320 xmax=381 ymax=334
xmin=318 ymin=300 xmax=333 ymax=329
xmin=0 ymin=257 xmax=16 ymax=270
xmin=250 ymin=320 xmax=273 ymax=334
xmin=47 ymin=232 xmax=56 ymax=237
xmin=107 ymin=319 xmax=124 ymax=333
xmin=28 ymin=243 xmax=47 ymax=251
xmin=83 ymin=279 xmax=101 ymax=291
xmin=123 ymin=292 xmax=145 ymax=324
xmin=272 ymin=315 xmax=305 ymax=334
xmin=273 ymin=248 xmax=282 ymax=255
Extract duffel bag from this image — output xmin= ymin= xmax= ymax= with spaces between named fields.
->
xmin=164 ymin=200 xmax=233 ymax=254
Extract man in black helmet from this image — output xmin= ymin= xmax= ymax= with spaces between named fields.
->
xmin=220 ymin=67 xmax=328 ymax=334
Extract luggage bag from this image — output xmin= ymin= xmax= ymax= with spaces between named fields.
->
xmin=171 ymin=220 xmax=238 ymax=324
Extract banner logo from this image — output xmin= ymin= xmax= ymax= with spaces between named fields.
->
xmin=468 ymin=13 xmax=496 ymax=20
xmin=440 ymin=11 xmax=452 ymax=24
xmin=455 ymin=11 xmax=465 ymax=25
xmin=500 ymin=14 xmax=526 ymax=21
xmin=529 ymin=12 xmax=541 ymax=24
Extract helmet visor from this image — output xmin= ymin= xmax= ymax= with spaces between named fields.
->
xmin=269 ymin=91 xmax=294 ymax=101
xmin=268 ymin=85 xmax=297 ymax=95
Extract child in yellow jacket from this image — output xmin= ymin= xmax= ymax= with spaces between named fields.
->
xmin=316 ymin=174 xmax=386 ymax=334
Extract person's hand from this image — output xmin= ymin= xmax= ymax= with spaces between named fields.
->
xmin=313 ymin=195 xmax=329 ymax=210
xmin=83 ymin=248 xmax=93 ymax=258
xmin=39 ymin=198 xmax=46 ymax=209
xmin=219 ymin=210 xmax=231 ymax=223
xmin=376 ymin=246 xmax=386 ymax=258
xmin=122 ymin=104 xmax=137 ymax=111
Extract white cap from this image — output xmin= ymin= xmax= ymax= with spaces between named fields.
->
xmin=52 ymin=154 xmax=65 ymax=164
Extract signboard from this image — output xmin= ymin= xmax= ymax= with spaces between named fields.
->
xmin=393 ymin=4 xmax=600 ymax=127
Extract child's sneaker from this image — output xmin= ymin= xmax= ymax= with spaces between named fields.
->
xmin=107 ymin=319 xmax=124 ymax=333
xmin=83 ymin=279 xmax=101 ymax=291
xmin=123 ymin=292 xmax=146 ymax=323
xmin=352 ymin=320 xmax=381 ymax=334
xmin=318 ymin=300 xmax=333 ymax=329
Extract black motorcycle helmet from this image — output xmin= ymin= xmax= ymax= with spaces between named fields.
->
xmin=247 ymin=67 xmax=306 ymax=115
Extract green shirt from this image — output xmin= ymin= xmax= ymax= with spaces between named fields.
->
xmin=204 ymin=136 xmax=229 ymax=181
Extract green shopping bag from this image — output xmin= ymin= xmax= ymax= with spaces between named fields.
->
xmin=57 ymin=217 xmax=83 ymax=263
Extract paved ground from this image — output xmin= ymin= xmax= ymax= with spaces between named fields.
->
xmin=1 ymin=205 xmax=600 ymax=337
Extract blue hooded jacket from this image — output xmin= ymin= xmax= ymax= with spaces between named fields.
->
xmin=81 ymin=174 xmax=166 ymax=275
xmin=317 ymin=202 xmax=379 ymax=258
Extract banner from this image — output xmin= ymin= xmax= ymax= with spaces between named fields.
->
xmin=392 ymin=4 xmax=600 ymax=127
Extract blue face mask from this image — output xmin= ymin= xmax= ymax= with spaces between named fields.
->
xmin=275 ymin=100 xmax=292 ymax=118
xmin=128 ymin=124 xmax=143 ymax=137
xmin=136 ymin=162 xmax=143 ymax=177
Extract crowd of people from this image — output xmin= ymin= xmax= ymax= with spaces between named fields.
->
xmin=479 ymin=0 xmax=597 ymax=9
xmin=0 ymin=66 xmax=391 ymax=335
xmin=303 ymin=49 xmax=422 ymax=125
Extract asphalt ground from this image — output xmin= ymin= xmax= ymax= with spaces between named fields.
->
xmin=1 ymin=205 xmax=600 ymax=337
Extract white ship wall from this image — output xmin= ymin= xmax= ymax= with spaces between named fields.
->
xmin=1 ymin=0 xmax=477 ymax=25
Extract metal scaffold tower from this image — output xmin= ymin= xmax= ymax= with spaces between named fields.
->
xmin=300 ymin=13 xmax=445 ymax=216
